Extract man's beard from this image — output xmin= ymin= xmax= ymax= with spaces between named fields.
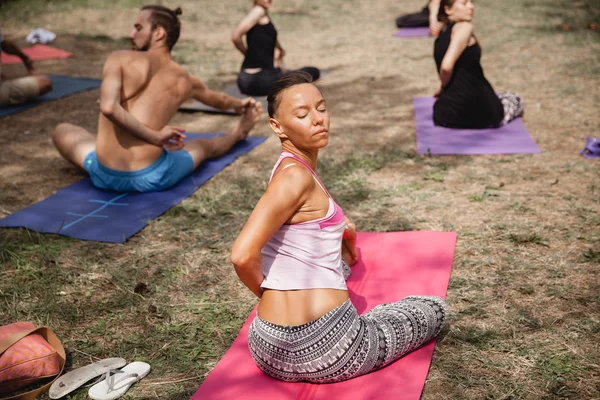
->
xmin=132 ymin=37 xmax=151 ymax=51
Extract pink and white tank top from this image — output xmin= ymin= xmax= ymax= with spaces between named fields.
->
xmin=260 ymin=152 xmax=348 ymax=291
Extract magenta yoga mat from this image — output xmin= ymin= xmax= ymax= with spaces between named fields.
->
xmin=191 ymin=231 xmax=457 ymax=400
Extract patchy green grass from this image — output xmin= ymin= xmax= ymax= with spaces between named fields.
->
xmin=581 ymin=248 xmax=600 ymax=263
xmin=467 ymin=193 xmax=486 ymax=202
xmin=508 ymin=232 xmax=550 ymax=247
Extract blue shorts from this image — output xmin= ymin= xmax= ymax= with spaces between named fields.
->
xmin=83 ymin=149 xmax=195 ymax=192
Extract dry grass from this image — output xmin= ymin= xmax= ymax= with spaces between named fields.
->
xmin=1 ymin=0 xmax=599 ymax=399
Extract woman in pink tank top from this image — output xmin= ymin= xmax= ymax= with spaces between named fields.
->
xmin=231 ymin=72 xmax=448 ymax=383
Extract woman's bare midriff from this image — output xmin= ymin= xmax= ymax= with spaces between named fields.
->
xmin=243 ymin=67 xmax=263 ymax=74
xmin=258 ymin=288 xmax=349 ymax=326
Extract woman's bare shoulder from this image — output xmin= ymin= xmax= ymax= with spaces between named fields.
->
xmin=453 ymin=21 xmax=474 ymax=35
xmin=269 ymin=160 xmax=315 ymax=195
xmin=248 ymin=5 xmax=267 ymax=20
xmin=273 ymin=160 xmax=314 ymax=183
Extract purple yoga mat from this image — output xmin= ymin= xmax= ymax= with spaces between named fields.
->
xmin=580 ymin=137 xmax=600 ymax=159
xmin=413 ymin=97 xmax=539 ymax=155
xmin=393 ymin=27 xmax=431 ymax=38
xmin=0 ymin=134 xmax=266 ymax=243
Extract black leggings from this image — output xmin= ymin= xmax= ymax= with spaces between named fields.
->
xmin=396 ymin=6 xmax=429 ymax=28
xmin=237 ymin=67 xmax=320 ymax=97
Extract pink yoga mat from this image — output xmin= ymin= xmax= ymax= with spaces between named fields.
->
xmin=191 ymin=231 xmax=457 ymax=400
xmin=1 ymin=44 xmax=73 ymax=64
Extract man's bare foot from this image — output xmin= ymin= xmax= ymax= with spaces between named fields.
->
xmin=235 ymin=102 xmax=263 ymax=140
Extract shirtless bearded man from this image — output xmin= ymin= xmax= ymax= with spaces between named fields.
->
xmin=53 ymin=5 xmax=263 ymax=192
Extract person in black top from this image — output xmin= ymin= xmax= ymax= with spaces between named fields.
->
xmin=232 ymin=0 xmax=320 ymax=96
xmin=395 ymin=0 xmax=444 ymax=36
xmin=433 ymin=0 xmax=523 ymax=129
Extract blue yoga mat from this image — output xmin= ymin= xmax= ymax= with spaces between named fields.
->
xmin=0 ymin=134 xmax=267 ymax=243
xmin=0 ymin=75 xmax=101 ymax=118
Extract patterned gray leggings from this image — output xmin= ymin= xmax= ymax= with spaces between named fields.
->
xmin=498 ymin=91 xmax=525 ymax=125
xmin=248 ymin=295 xmax=448 ymax=383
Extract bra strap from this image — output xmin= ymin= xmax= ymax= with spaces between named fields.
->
xmin=276 ymin=152 xmax=332 ymax=198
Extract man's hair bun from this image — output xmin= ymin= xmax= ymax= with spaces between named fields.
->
xmin=174 ymin=7 xmax=182 ymax=15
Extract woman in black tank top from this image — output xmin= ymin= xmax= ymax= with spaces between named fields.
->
xmin=433 ymin=0 xmax=523 ymax=129
xmin=232 ymin=0 xmax=320 ymax=96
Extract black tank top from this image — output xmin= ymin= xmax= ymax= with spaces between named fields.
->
xmin=433 ymin=23 xmax=504 ymax=129
xmin=242 ymin=21 xmax=277 ymax=69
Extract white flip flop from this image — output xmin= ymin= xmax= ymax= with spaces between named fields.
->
xmin=49 ymin=357 xmax=127 ymax=399
xmin=88 ymin=361 xmax=151 ymax=400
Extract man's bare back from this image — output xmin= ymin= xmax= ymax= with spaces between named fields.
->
xmin=96 ymin=50 xmax=193 ymax=170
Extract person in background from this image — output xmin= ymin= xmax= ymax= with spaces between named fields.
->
xmin=395 ymin=0 xmax=444 ymax=36
xmin=232 ymin=0 xmax=320 ymax=96
xmin=433 ymin=0 xmax=524 ymax=129
xmin=52 ymin=6 xmax=262 ymax=193
xmin=0 ymin=27 xmax=52 ymax=107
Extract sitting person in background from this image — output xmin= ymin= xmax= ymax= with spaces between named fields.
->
xmin=231 ymin=72 xmax=448 ymax=383
xmin=0 ymin=28 xmax=52 ymax=107
xmin=433 ymin=0 xmax=524 ymax=129
xmin=232 ymin=0 xmax=320 ymax=96
xmin=395 ymin=0 xmax=444 ymax=36
xmin=52 ymin=5 xmax=262 ymax=193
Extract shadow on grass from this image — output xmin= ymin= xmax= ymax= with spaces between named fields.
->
xmin=74 ymin=33 xmax=131 ymax=44
xmin=0 ymin=0 xmax=143 ymax=22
